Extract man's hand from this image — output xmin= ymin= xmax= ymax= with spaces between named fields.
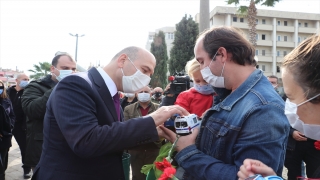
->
xmin=159 ymin=126 xmax=199 ymax=152
xmin=292 ymin=130 xmax=307 ymax=141
xmin=149 ymin=105 xmax=189 ymax=126
xmin=237 ymin=159 xmax=276 ymax=180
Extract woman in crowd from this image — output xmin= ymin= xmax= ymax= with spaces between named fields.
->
xmin=174 ymin=58 xmax=214 ymax=118
xmin=0 ymin=81 xmax=15 ymax=180
xmin=238 ymin=34 xmax=320 ymax=179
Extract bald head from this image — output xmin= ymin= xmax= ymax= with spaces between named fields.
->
xmin=16 ymin=73 xmax=29 ymax=89
xmin=138 ymin=86 xmax=151 ymax=93
xmin=16 ymin=73 xmax=29 ymax=80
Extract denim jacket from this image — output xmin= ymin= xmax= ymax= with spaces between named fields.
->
xmin=175 ymin=69 xmax=290 ymax=180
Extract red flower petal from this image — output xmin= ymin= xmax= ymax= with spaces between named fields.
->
xmin=155 ymin=158 xmax=173 ymax=171
xmin=315 ymin=141 xmax=320 ymax=150
xmin=158 ymin=167 xmax=176 ymax=180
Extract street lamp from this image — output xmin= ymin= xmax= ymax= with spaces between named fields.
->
xmin=69 ymin=33 xmax=85 ymax=62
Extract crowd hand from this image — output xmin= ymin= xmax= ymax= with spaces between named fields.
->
xmin=292 ymin=130 xmax=307 ymax=141
xmin=149 ymin=105 xmax=189 ymax=126
xmin=159 ymin=126 xmax=199 ymax=152
xmin=237 ymin=159 xmax=276 ymax=180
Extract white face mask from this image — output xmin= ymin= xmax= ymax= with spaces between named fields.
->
xmin=125 ymin=93 xmax=135 ymax=98
xmin=137 ymin=92 xmax=150 ymax=102
xmin=200 ymin=51 xmax=225 ymax=88
xmin=53 ymin=67 xmax=72 ymax=81
xmin=122 ymin=57 xmax=151 ymax=93
xmin=285 ymin=93 xmax=320 ymax=140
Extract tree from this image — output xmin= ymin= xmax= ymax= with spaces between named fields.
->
xmin=227 ymin=0 xmax=280 ymax=46
xmin=28 ymin=62 xmax=51 ymax=79
xmin=169 ymin=14 xmax=199 ymax=75
xmin=150 ymin=31 xmax=168 ymax=88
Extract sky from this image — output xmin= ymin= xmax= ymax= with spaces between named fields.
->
xmin=0 ymin=0 xmax=319 ymax=75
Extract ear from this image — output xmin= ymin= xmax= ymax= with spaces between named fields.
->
xmin=218 ymin=47 xmax=228 ymax=63
xmin=116 ymin=54 xmax=128 ymax=68
xmin=50 ymin=65 xmax=55 ymax=73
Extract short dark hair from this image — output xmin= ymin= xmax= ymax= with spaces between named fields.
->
xmin=112 ymin=46 xmax=140 ymax=61
xmin=51 ymin=53 xmax=74 ymax=67
xmin=267 ymin=75 xmax=278 ymax=82
xmin=200 ymin=26 xmax=256 ymax=66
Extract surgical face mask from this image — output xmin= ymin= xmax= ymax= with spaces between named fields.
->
xmin=53 ymin=67 xmax=72 ymax=81
xmin=285 ymin=93 xmax=320 ymax=140
xmin=125 ymin=93 xmax=135 ymax=98
xmin=200 ymin=51 xmax=226 ymax=88
xmin=0 ymin=89 xmax=3 ymax=94
xmin=19 ymin=80 xmax=29 ymax=88
xmin=194 ymin=83 xmax=215 ymax=95
xmin=137 ymin=92 xmax=151 ymax=102
xmin=121 ymin=57 xmax=151 ymax=93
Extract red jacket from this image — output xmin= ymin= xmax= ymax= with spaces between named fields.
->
xmin=175 ymin=87 xmax=214 ymax=117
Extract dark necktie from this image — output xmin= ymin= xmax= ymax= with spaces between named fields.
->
xmin=113 ymin=93 xmax=120 ymax=121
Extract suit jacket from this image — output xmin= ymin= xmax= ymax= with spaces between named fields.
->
xmin=32 ymin=68 xmax=159 ymax=180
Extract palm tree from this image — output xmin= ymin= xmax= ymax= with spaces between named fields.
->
xmin=28 ymin=62 xmax=51 ymax=80
xmin=227 ymin=0 xmax=280 ymax=46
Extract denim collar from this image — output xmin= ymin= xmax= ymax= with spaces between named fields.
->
xmin=212 ymin=69 xmax=263 ymax=111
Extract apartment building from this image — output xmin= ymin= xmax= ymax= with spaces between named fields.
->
xmin=146 ymin=26 xmax=176 ymax=59
xmin=204 ymin=6 xmax=320 ymax=78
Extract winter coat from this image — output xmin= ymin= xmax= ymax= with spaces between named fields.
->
xmin=0 ymin=98 xmax=15 ymax=149
xmin=21 ymin=75 xmax=57 ymax=167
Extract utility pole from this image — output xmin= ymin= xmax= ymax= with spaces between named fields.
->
xmin=69 ymin=33 xmax=85 ymax=62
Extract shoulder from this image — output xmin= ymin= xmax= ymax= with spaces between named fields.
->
xmin=151 ymin=102 xmax=159 ymax=109
xmin=124 ymin=102 xmax=138 ymax=111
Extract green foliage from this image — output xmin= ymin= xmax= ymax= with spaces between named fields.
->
xmin=226 ymin=0 xmax=281 ymax=16
xmin=150 ymin=31 xmax=168 ymax=88
xmin=169 ymin=14 xmax=199 ymax=75
xmin=28 ymin=62 xmax=51 ymax=80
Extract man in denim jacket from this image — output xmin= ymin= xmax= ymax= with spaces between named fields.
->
xmin=160 ymin=26 xmax=290 ymax=180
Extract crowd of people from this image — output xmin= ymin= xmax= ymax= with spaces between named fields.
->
xmin=0 ymin=26 xmax=319 ymax=180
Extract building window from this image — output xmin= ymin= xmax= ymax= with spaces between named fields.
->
xmin=283 ymin=51 xmax=287 ymax=57
xmin=277 ymin=51 xmax=280 ymax=57
xmin=255 ymin=49 xmax=259 ymax=56
xmin=256 ymin=19 xmax=259 ymax=24
xmin=262 ymin=19 xmax=266 ymax=24
xmin=298 ymin=37 xmax=301 ymax=43
xmin=278 ymin=21 xmax=281 ymax=26
xmin=169 ymin=33 xmax=174 ymax=39
xmin=240 ymin=18 xmax=244 ymax=22
xmin=277 ymin=35 xmax=281 ymax=41
xmin=262 ymin=34 xmax=266 ymax=40
xmin=262 ymin=65 xmax=266 ymax=71
xmin=256 ymin=34 xmax=259 ymax=40
xmin=262 ymin=50 xmax=266 ymax=56
xmin=284 ymin=21 xmax=287 ymax=26
xmin=277 ymin=66 xmax=280 ymax=73
xmin=298 ymin=22 xmax=301 ymax=27
xmin=284 ymin=36 xmax=288 ymax=42
xmin=304 ymin=23 xmax=308 ymax=27
xmin=233 ymin=17 xmax=237 ymax=22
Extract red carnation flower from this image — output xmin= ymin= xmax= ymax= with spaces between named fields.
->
xmin=158 ymin=167 xmax=176 ymax=180
xmin=315 ymin=140 xmax=320 ymax=150
xmin=155 ymin=158 xmax=172 ymax=171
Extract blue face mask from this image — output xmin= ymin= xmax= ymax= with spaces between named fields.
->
xmin=0 ymin=89 xmax=3 ymax=95
xmin=194 ymin=84 xmax=215 ymax=95
xmin=19 ymin=80 xmax=29 ymax=88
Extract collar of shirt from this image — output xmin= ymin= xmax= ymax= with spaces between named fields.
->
xmin=97 ymin=67 xmax=117 ymax=97
xmin=137 ymin=102 xmax=152 ymax=109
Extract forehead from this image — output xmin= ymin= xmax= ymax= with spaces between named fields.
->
xmin=282 ymin=67 xmax=304 ymax=98
xmin=194 ymin=39 xmax=210 ymax=60
xmin=57 ymin=56 xmax=76 ymax=66
xmin=135 ymin=52 xmax=156 ymax=72
xmin=18 ymin=75 xmax=29 ymax=79
xmin=140 ymin=86 xmax=150 ymax=92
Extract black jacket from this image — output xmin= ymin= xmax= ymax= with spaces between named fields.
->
xmin=0 ymin=98 xmax=15 ymax=149
xmin=21 ymin=75 xmax=57 ymax=166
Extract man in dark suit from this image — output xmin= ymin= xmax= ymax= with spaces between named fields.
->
xmin=32 ymin=46 xmax=188 ymax=180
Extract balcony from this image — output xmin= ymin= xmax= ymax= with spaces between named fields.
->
xmin=277 ymin=57 xmax=285 ymax=63
xmin=256 ymin=24 xmax=273 ymax=31
xmin=231 ymin=22 xmax=248 ymax=29
xmin=276 ymin=41 xmax=295 ymax=48
xmin=257 ymin=40 xmax=273 ymax=46
xmin=256 ymin=56 xmax=272 ymax=62
xmin=277 ymin=26 xmax=294 ymax=32
xmin=299 ymin=27 xmax=318 ymax=34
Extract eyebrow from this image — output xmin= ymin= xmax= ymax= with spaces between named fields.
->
xmin=143 ymin=66 xmax=152 ymax=75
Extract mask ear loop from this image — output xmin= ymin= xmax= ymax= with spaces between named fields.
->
xmin=209 ymin=51 xmax=219 ymax=67
xmin=220 ymin=62 xmax=226 ymax=77
xmin=297 ymin=93 xmax=320 ymax=106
